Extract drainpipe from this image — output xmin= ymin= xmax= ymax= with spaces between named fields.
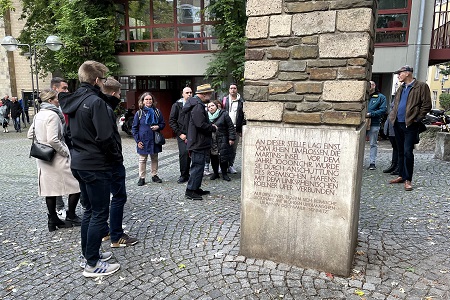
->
xmin=414 ymin=0 xmax=426 ymax=80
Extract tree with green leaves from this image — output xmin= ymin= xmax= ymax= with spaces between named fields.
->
xmin=439 ymin=92 xmax=450 ymax=110
xmin=204 ymin=0 xmax=247 ymax=92
xmin=17 ymin=0 xmax=120 ymax=80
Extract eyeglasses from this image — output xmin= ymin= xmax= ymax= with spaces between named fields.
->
xmin=98 ymin=77 xmax=107 ymax=83
xmin=144 ymin=98 xmax=153 ymax=101
xmin=186 ymin=92 xmax=192 ymax=94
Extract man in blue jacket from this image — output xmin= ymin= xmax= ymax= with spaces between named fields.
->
xmin=59 ymin=61 xmax=121 ymax=278
xmin=366 ymin=81 xmax=387 ymax=170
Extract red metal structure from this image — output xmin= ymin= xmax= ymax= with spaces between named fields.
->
xmin=430 ymin=0 xmax=450 ymax=65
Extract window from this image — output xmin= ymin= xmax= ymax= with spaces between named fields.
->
xmin=375 ymin=0 xmax=412 ymax=45
xmin=433 ymin=91 xmax=438 ymax=108
xmin=435 ymin=66 xmax=441 ymax=80
xmin=116 ymin=0 xmax=218 ymax=54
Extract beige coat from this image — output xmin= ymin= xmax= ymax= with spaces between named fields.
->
xmin=27 ymin=109 xmax=80 ymax=196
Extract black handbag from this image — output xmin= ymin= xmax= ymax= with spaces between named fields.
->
xmin=154 ymin=131 xmax=166 ymax=145
xmin=29 ymin=120 xmax=56 ymax=162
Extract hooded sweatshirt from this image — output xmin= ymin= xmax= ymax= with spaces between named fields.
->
xmin=59 ymin=83 xmax=121 ymax=170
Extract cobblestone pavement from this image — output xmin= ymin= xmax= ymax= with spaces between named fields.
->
xmin=0 ymin=129 xmax=449 ymax=300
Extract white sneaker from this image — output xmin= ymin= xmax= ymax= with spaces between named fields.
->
xmin=79 ymin=251 xmax=113 ymax=268
xmin=56 ymin=209 xmax=66 ymax=219
xmin=228 ymin=166 xmax=237 ymax=174
xmin=203 ymin=170 xmax=212 ymax=176
xmin=82 ymin=260 xmax=120 ymax=278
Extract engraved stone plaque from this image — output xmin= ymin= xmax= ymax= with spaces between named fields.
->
xmin=240 ymin=124 xmax=365 ymax=276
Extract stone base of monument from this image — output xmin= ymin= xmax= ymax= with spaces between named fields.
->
xmin=434 ymin=132 xmax=450 ymax=161
xmin=240 ymin=124 xmax=365 ymax=276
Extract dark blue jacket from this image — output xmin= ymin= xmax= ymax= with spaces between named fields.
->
xmin=368 ymin=92 xmax=387 ymax=127
xmin=131 ymin=107 xmax=165 ymax=155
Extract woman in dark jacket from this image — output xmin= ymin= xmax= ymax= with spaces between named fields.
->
xmin=207 ymin=100 xmax=236 ymax=181
xmin=131 ymin=92 xmax=166 ymax=186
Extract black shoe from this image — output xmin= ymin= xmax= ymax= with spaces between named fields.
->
xmin=48 ymin=214 xmax=67 ymax=232
xmin=185 ymin=190 xmax=203 ymax=200
xmin=195 ymin=188 xmax=210 ymax=195
xmin=65 ymin=213 xmax=82 ymax=227
xmin=390 ymin=168 xmax=399 ymax=175
xmin=177 ymin=176 xmax=188 ymax=184
xmin=152 ymin=175 xmax=162 ymax=183
xmin=137 ymin=178 xmax=145 ymax=186
xmin=222 ymin=174 xmax=231 ymax=181
xmin=368 ymin=164 xmax=376 ymax=170
xmin=383 ymin=163 xmax=396 ymax=173
xmin=210 ymin=173 xmax=220 ymax=180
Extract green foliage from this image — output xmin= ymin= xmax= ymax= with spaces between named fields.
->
xmin=18 ymin=0 xmax=120 ymax=80
xmin=0 ymin=0 xmax=14 ymax=15
xmin=204 ymin=0 xmax=247 ymax=93
xmin=439 ymin=93 xmax=450 ymax=110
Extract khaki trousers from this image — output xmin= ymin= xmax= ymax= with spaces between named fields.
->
xmin=138 ymin=154 xmax=159 ymax=179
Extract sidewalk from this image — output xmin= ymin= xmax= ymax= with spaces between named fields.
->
xmin=0 ymin=131 xmax=448 ymax=299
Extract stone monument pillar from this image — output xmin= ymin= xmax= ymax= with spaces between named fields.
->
xmin=240 ymin=0 xmax=376 ymax=276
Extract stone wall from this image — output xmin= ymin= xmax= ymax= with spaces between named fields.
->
xmin=240 ymin=0 xmax=376 ymax=276
xmin=244 ymin=0 xmax=376 ymax=127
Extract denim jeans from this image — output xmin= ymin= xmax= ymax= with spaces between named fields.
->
xmin=13 ymin=117 xmax=21 ymax=131
xmin=367 ymin=126 xmax=380 ymax=165
xmin=393 ymin=121 xmax=418 ymax=181
xmin=71 ymin=169 xmax=112 ymax=267
xmin=187 ymin=149 xmax=208 ymax=191
xmin=110 ymin=163 xmax=127 ymax=242
xmin=177 ymin=137 xmax=191 ymax=179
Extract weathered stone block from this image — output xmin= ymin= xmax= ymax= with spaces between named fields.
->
xmin=337 ymin=8 xmax=373 ymax=32
xmin=279 ymin=61 xmax=307 ymax=72
xmin=307 ymin=59 xmax=347 ymax=68
xmin=297 ymin=102 xmax=333 ymax=112
xmin=276 ymin=37 xmax=303 ymax=47
xmin=304 ymin=95 xmax=321 ymax=102
xmin=434 ymin=132 xmax=450 ymax=161
xmin=244 ymin=102 xmax=284 ymax=121
xmin=244 ymin=85 xmax=269 ymax=102
xmin=279 ymin=72 xmax=309 ymax=81
xmin=247 ymin=0 xmax=282 ymax=16
xmin=333 ymin=103 xmax=365 ymax=112
xmin=246 ymin=39 xmax=277 ymax=48
xmin=269 ymin=94 xmax=305 ymax=102
xmin=319 ymin=33 xmax=371 ymax=58
xmin=270 ymin=15 xmax=292 ymax=37
xmin=348 ymin=58 xmax=368 ymax=66
xmin=247 ymin=17 xmax=269 ymax=39
xmin=285 ymin=1 xmax=330 ymax=13
xmin=330 ymin=0 xmax=374 ymax=9
xmin=246 ymin=49 xmax=265 ymax=60
xmin=309 ymin=68 xmax=337 ymax=80
xmin=322 ymin=111 xmax=362 ymax=125
xmin=294 ymin=82 xmax=323 ymax=94
xmin=292 ymin=11 xmax=336 ymax=36
xmin=292 ymin=45 xmax=319 ymax=59
xmin=322 ymin=81 xmax=365 ymax=102
xmin=302 ymin=36 xmax=319 ymax=45
xmin=283 ymin=112 xmax=322 ymax=124
xmin=337 ymin=67 xmax=368 ymax=80
xmin=269 ymin=82 xmax=294 ymax=94
xmin=285 ymin=103 xmax=297 ymax=110
xmin=245 ymin=61 xmax=279 ymax=80
xmin=267 ymin=48 xmax=290 ymax=59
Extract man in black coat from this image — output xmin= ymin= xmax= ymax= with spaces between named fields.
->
xmin=169 ymin=86 xmax=193 ymax=183
xmin=10 ymin=97 xmax=23 ymax=132
xmin=181 ymin=84 xmax=217 ymax=200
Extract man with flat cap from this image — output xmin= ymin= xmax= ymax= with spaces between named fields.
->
xmin=181 ymin=84 xmax=217 ymax=200
xmin=388 ymin=65 xmax=431 ymax=191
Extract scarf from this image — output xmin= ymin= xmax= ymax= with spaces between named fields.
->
xmin=208 ymin=109 xmax=220 ymax=123
xmin=40 ymin=102 xmax=65 ymax=125
xmin=144 ymin=106 xmax=159 ymax=125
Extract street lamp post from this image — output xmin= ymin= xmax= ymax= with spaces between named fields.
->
xmin=1 ymin=35 xmax=63 ymax=114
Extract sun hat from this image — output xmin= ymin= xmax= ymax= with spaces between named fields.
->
xmin=195 ymin=84 xmax=214 ymax=94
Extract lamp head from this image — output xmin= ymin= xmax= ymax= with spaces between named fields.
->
xmin=1 ymin=36 xmax=19 ymax=51
xmin=45 ymin=35 xmax=63 ymax=51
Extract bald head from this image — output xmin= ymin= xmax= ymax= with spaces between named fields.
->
xmin=182 ymin=87 xmax=193 ymax=101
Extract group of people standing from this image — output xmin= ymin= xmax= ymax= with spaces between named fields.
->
xmin=366 ymin=65 xmax=432 ymax=191
xmin=0 ymin=95 xmax=26 ymax=133
xmin=22 ymin=60 xmax=244 ymax=278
